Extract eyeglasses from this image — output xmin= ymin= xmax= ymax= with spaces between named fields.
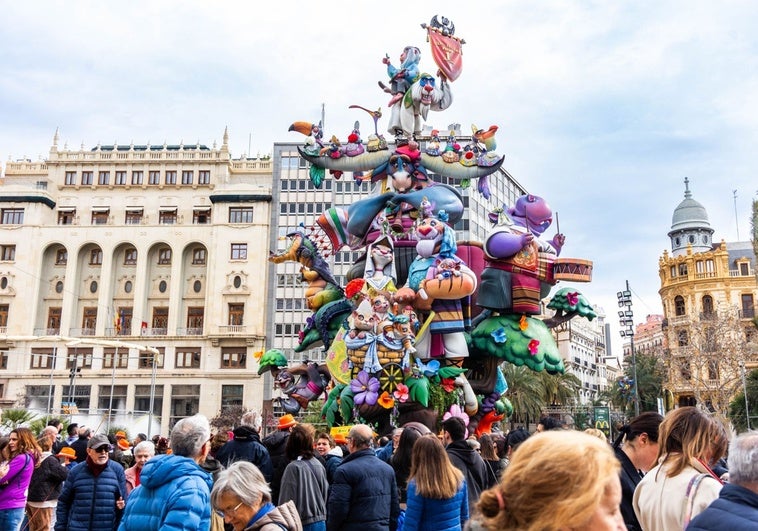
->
xmin=215 ymin=501 xmax=243 ymax=519
xmin=92 ymin=445 xmax=111 ymax=453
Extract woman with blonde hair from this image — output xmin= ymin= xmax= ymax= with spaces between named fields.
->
xmin=0 ymin=427 xmax=41 ymax=530
xmin=473 ymin=430 xmax=624 ymax=530
xmin=633 ymin=406 xmax=727 ymax=530
xmin=402 ymin=435 xmax=468 ymax=531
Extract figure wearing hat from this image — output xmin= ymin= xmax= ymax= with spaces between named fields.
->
xmin=56 ymin=446 xmax=77 ymax=469
xmin=262 ymin=414 xmax=298 ymax=504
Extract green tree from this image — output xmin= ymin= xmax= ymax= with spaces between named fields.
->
xmin=729 ymin=368 xmax=758 ymax=433
xmin=537 ymin=371 xmax=581 ymax=406
xmin=610 ymin=351 xmax=665 ymax=416
xmin=501 ymin=363 xmax=545 ymax=429
xmin=1 ymin=409 xmax=38 ymax=431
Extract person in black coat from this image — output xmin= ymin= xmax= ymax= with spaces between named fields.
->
xmin=687 ymin=431 xmax=758 ymax=531
xmin=262 ymin=414 xmax=296 ymax=503
xmin=442 ymin=417 xmax=487 ymax=507
xmin=26 ymin=434 xmax=69 ymax=531
xmin=612 ymin=412 xmax=663 ymax=531
xmin=68 ymin=426 xmax=91 ymax=463
xmin=215 ymin=411 xmax=273 ymax=483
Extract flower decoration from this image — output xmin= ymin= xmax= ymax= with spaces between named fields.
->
xmin=253 ymin=350 xmax=263 ymax=360
xmin=442 ymin=404 xmax=469 ymax=426
xmin=350 ymin=370 xmax=380 ymax=406
xmin=491 ymin=327 xmax=507 ymax=344
xmin=519 ymin=314 xmax=528 ymax=331
xmin=298 ymin=329 xmax=305 ymax=343
xmin=377 ymin=391 xmax=395 ymax=409
xmin=345 ymin=278 xmax=366 ymax=301
xmin=566 ymin=291 xmax=579 ymax=306
xmin=440 ymin=377 xmax=456 ymax=393
xmin=393 ymin=383 xmax=409 ymax=403
xmin=528 ymin=339 xmax=540 ymax=356
xmin=415 ymin=358 xmax=440 ymax=378
xmin=305 ymin=315 xmax=315 ymax=329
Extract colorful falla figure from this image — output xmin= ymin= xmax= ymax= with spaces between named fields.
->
xmin=479 ymin=194 xmax=565 ymax=314
xmin=363 ymin=234 xmax=397 ymax=293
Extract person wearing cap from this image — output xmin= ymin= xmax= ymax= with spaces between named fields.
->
xmin=215 ymin=410 xmax=273 ymax=483
xmin=56 ymin=447 xmax=77 ymax=470
xmin=263 ymin=414 xmax=298 ymax=504
xmin=119 ymin=414 xmax=214 ymax=531
xmin=55 ymin=433 xmax=126 ymax=531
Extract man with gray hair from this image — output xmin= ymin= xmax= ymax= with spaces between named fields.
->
xmin=327 ymin=424 xmax=400 ymax=531
xmin=215 ymin=409 xmax=273 ymax=482
xmin=119 ymin=414 xmax=213 ymax=531
xmin=687 ymin=430 xmax=758 ymax=530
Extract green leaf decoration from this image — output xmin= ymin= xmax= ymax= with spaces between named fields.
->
xmin=339 ymin=385 xmax=355 ymax=421
xmin=406 ymin=376 xmax=430 ymax=407
xmin=309 ymin=165 xmax=325 ymax=188
xmin=438 ymin=366 xmax=467 ymax=379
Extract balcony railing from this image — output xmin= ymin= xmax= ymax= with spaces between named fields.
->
xmin=217 ymin=325 xmax=247 ymax=334
xmin=141 ymin=327 xmax=167 ymax=336
xmin=69 ymin=328 xmax=96 ymax=336
xmin=104 ymin=327 xmax=133 ymax=337
xmin=33 ymin=328 xmax=60 ymax=336
xmin=176 ymin=327 xmax=204 ymax=336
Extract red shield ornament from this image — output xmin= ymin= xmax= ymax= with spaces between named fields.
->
xmin=427 ymin=28 xmax=463 ymax=81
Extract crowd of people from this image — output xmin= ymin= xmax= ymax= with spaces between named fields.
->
xmin=0 ymin=406 xmax=755 ymax=530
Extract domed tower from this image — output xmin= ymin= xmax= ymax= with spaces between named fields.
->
xmin=667 ymin=177 xmax=714 ymax=257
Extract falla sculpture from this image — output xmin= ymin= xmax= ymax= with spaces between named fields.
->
xmin=264 ymin=15 xmax=595 ymax=435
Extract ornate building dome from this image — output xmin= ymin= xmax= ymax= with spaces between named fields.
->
xmin=667 ymin=177 xmax=714 ymax=256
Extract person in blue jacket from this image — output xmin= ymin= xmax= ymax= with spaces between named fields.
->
xmin=118 ymin=414 xmax=214 ymax=531
xmin=402 ymin=435 xmax=468 ymax=531
xmin=55 ymin=433 xmax=127 ymax=531
xmin=687 ymin=430 xmax=758 ymax=530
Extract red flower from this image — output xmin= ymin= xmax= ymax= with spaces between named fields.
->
xmin=348 ymin=133 xmax=359 ymax=143
xmin=528 ymin=339 xmax=540 ymax=355
xmin=441 ymin=378 xmax=456 ymax=393
xmin=345 ymin=278 xmax=366 ymax=299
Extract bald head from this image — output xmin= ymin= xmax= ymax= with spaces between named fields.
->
xmin=348 ymin=424 xmax=374 ymax=449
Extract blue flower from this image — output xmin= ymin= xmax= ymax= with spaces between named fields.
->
xmin=491 ymin=327 xmax=507 ymax=344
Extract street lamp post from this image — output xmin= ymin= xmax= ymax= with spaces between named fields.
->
xmin=740 ymin=361 xmax=751 ymax=430
xmin=618 ymin=281 xmax=640 ymax=417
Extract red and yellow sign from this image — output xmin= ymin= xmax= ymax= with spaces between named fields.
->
xmin=427 ymin=28 xmax=464 ymax=81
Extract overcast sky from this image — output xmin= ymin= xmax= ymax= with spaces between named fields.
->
xmin=2 ymin=1 xmax=757 ymax=356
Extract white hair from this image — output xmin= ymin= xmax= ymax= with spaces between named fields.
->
xmin=727 ymin=430 xmax=758 ymax=486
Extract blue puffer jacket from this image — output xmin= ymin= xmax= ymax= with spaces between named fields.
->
xmin=686 ymin=483 xmax=758 ymax=530
xmin=327 ymin=448 xmax=400 ymax=531
xmin=118 ymin=453 xmax=213 ymax=531
xmin=402 ymin=479 xmax=468 ymax=531
xmin=55 ymin=460 xmax=127 ymax=531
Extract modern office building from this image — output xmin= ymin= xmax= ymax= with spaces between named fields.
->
xmin=0 ymin=129 xmax=273 ymax=435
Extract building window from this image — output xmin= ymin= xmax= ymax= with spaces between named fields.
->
xmin=230 ymin=243 xmax=247 ymax=260
xmin=55 ymin=249 xmax=67 ymax=265
xmin=47 ymin=307 xmax=61 ymax=333
xmin=221 ymin=347 xmax=246 ymax=369
xmin=115 ymin=171 xmax=126 ymax=185
xmin=229 ymin=207 xmax=254 ymax=223
xmin=0 ymin=305 xmax=8 ymax=328
xmin=82 ymin=308 xmax=97 ymax=333
xmin=0 ymin=350 xmax=7 ymax=369
xmin=702 ymin=295 xmax=713 ymax=316
xmin=138 ymin=348 xmax=164 ymax=369
xmin=674 ymin=296 xmax=685 ymax=316
xmin=158 ymin=248 xmax=172 ymax=265
xmin=103 ymin=349 xmax=129 ymax=369
xmin=98 ymin=385 xmax=127 ymax=414
xmin=67 ymin=348 xmax=93 ymax=370
xmin=186 ymin=307 xmax=204 ymax=331
xmin=114 ymin=307 xmax=132 ymax=335
xmin=1 ymin=209 xmax=24 ymax=224
xmin=98 ymin=171 xmax=110 ymax=185
xmin=58 ymin=209 xmax=76 ymax=225
xmin=148 ymin=170 xmax=160 ymax=185
xmin=742 ymin=294 xmax=755 ymax=319
xmin=124 ymin=248 xmax=137 ymax=265
xmin=90 ymin=249 xmax=103 ymax=265
xmin=707 ymin=360 xmax=719 ymax=380
xmin=81 ymin=171 xmax=93 ymax=185
xmin=198 ymin=170 xmax=210 ymax=184
xmin=134 ymin=384 xmax=163 ymax=417
xmin=170 ymin=385 xmax=200 ymax=428
xmin=159 ymin=209 xmax=177 ymax=224
xmin=91 ymin=209 xmax=109 ymax=225
xmin=678 ymin=263 xmax=688 ymax=276
xmin=61 ymin=384 xmax=91 ymax=411
xmin=192 ymin=248 xmax=206 ymax=265
xmin=705 ymin=259 xmax=714 ymax=273
xmin=221 ymin=385 xmax=244 ymax=409
xmin=677 ymin=329 xmax=689 ymax=347
xmin=679 ymin=359 xmax=692 ymax=380
xmin=165 ymin=171 xmax=177 ymax=185
xmin=30 ymin=348 xmax=54 ymax=369
xmin=0 ymin=245 xmax=15 ymax=261
xmin=65 ymin=171 xmax=77 ymax=185
xmin=229 ymin=304 xmax=244 ymax=326
xmin=151 ymin=307 xmax=168 ymax=335
xmin=740 ymin=262 xmax=750 ymax=276
xmin=176 ymin=348 xmax=201 ymax=369
xmin=125 ymin=209 xmax=143 ymax=224
xmin=181 ymin=170 xmax=193 ymax=185
xmin=131 ymin=170 xmax=143 ymax=185
xmin=193 ymin=208 xmax=211 ymax=224
xmin=670 ymin=265 xmax=676 ymax=278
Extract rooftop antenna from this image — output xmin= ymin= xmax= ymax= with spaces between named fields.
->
xmin=733 ymin=189 xmax=740 ymax=240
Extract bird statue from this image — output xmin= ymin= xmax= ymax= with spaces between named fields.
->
xmin=471 ymin=124 xmax=498 ymax=152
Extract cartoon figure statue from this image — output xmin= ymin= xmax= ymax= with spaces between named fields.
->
xmin=479 ymin=194 xmax=565 ymax=314
xmin=379 ymin=46 xmax=421 ymax=107
xmin=363 ymin=234 xmax=398 ymax=293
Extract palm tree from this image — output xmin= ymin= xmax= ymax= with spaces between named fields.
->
xmin=502 ymin=363 xmax=546 ymax=429
xmin=538 ymin=372 xmax=581 ymax=406
xmin=1 ymin=408 xmax=38 ymax=431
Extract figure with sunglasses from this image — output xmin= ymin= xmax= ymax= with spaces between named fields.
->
xmin=118 ymin=414 xmax=214 ymax=531
xmin=55 ymin=433 xmax=127 ymax=531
